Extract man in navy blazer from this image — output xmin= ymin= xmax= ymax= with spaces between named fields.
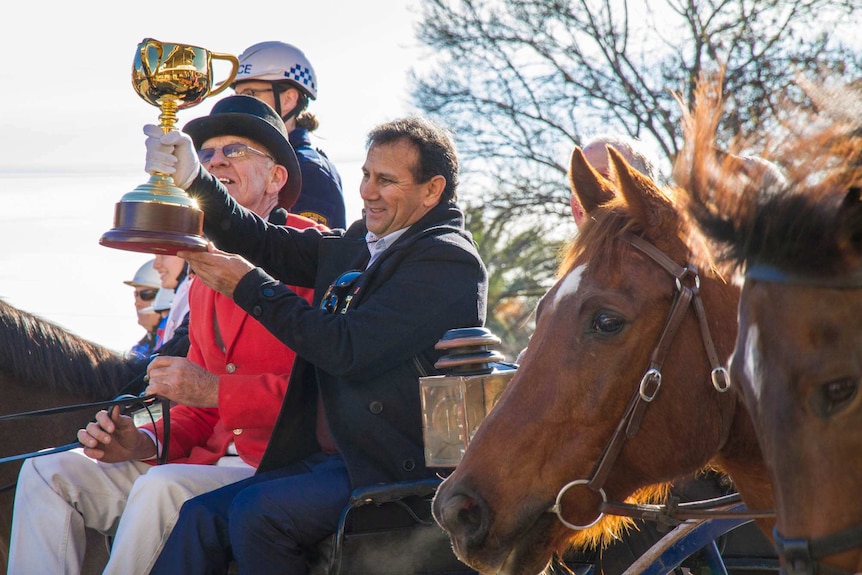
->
xmin=145 ymin=113 xmax=488 ymax=574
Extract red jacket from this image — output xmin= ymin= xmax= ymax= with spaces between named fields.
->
xmin=143 ymin=213 xmax=327 ymax=467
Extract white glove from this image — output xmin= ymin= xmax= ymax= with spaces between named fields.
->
xmin=143 ymin=124 xmax=200 ymax=190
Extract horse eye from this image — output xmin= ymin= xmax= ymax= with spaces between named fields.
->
xmin=821 ymin=378 xmax=858 ymax=414
xmin=592 ymin=312 xmax=625 ymax=334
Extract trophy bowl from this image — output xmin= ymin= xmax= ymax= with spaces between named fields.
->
xmin=100 ymin=38 xmax=238 ymax=255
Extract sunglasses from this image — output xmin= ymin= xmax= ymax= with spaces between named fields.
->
xmin=197 ymin=143 xmax=274 ymax=164
xmin=135 ymin=289 xmax=157 ymax=302
xmin=320 ymin=271 xmax=363 ymax=315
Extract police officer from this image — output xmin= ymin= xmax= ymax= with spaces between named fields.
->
xmin=232 ymin=41 xmax=346 ymax=229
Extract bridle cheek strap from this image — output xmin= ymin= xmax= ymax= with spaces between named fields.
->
xmin=586 ymin=234 xmax=730 ymax=493
xmin=587 ymin=279 xmax=693 ymax=491
xmin=551 ymin=233 xmax=735 ymax=530
xmin=627 ymin=234 xmax=730 ymax=392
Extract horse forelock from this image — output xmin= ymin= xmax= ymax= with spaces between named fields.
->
xmin=0 ymin=299 xmax=132 ymax=399
xmin=559 ymin=206 xmax=636 ymax=278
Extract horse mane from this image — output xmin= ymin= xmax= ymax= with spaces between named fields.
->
xmin=0 ymin=298 xmax=138 ymax=399
xmin=677 ymin=73 xmax=862 ymax=278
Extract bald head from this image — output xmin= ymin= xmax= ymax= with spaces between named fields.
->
xmin=581 ymin=134 xmax=659 ymax=181
xmin=571 ymin=134 xmax=660 ymax=225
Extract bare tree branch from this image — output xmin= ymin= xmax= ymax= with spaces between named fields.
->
xmin=410 ymin=0 xmax=861 ymax=350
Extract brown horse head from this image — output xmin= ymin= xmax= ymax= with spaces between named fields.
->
xmin=433 ymin=144 xmax=770 ymax=574
xmin=678 ymin=73 xmax=862 ymax=573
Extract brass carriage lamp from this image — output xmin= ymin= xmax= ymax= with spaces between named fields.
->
xmin=419 ymin=327 xmax=517 ymax=468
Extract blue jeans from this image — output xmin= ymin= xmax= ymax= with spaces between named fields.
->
xmin=150 ymin=452 xmax=350 ymax=575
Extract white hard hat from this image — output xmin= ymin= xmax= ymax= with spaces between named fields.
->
xmin=123 ymin=259 xmax=160 ymax=290
xmin=235 ymin=41 xmax=318 ymax=99
xmin=141 ymin=287 xmax=175 ymax=314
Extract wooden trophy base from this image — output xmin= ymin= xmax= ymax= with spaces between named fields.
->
xmin=100 ymin=200 xmax=208 ymax=255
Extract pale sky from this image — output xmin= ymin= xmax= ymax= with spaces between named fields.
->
xmin=0 ymin=0 xmax=424 ymax=352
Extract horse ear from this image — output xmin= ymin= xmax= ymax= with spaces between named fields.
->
xmin=608 ymin=146 xmax=671 ymax=232
xmin=569 ymin=146 xmax=616 ymax=216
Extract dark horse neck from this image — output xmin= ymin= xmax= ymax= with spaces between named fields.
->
xmin=0 ymin=298 xmax=143 ymax=571
xmin=0 ymin=298 xmax=139 ymax=402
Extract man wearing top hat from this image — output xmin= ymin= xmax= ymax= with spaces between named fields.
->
xmin=7 ymin=95 xmax=326 ymax=575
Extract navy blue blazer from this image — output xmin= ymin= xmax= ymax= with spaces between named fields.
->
xmin=189 ymin=169 xmax=488 ymax=487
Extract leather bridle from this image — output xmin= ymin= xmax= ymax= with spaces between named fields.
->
xmin=774 ymin=525 xmax=862 ymax=575
xmin=549 ymin=233 xmax=734 ymax=530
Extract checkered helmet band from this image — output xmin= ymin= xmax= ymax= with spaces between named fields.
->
xmin=235 ymin=41 xmax=318 ymax=99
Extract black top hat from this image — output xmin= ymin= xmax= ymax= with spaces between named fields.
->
xmin=183 ymin=95 xmax=302 ymax=210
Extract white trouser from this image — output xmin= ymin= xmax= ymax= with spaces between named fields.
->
xmin=7 ymin=449 xmax=255 ymax=575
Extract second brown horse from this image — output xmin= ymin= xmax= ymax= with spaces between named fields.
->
xmin=433 ymin=145 xmax=774 ymax=574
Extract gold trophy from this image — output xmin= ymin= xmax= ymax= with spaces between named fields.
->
xmin=100 ymin=38 xmax=239 ymax=254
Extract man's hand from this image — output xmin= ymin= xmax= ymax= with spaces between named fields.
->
xmin=78 ymin=406 xmax=156 ymax=462
xmin=143 ymin=125 xmax=200 ymax=189
xmin=146 ymin=356 xmax=220 ymax=408
xmin=178 ymin=243 xmax=255 ymax=299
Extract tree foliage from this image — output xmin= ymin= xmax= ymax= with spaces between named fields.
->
xmin=465 ymin=202 xmax=567 ymax=358
xmin=411 ymin=0 xmax=861 ymax=349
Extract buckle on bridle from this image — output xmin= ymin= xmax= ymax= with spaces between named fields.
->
xmin=639 ymin=368 xmax=662 ymax=402
xmin=675 ymin=265 xmax=701 ymax=294
xmin=711 ymin=366 xmax=731 ymax=392
xmin=778 ymin=537 xmax=817 ymax=575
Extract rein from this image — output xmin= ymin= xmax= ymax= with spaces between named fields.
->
xmin=0 ymin=394 xmax=167 ymax=468
xmin=549 ymin=233 xmax=752 ymax=530
xmin=0 ymin=393 xmax=159 ymax=423
xmin=601 ymin=493 xmax=774 ymax=532
xmin=0 ymin=393 xmax=171 ymax=473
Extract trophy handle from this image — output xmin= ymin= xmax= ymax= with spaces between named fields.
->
xmin=208 ymin=52 xmax=240 ymax=97
xmin=139 ymin=38 xmax=163 ymax=83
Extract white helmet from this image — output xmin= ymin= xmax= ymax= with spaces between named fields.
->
xmin=124 ymin=259 xmax=160 ymax=290
xmin=235 ymin=41 xmax=317 ymax=99
xmin=141 ymin=287 xmax=175 ymax=314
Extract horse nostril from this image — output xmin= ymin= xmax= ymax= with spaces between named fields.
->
xmin=434 ymin=489 xmax=489 ymax=545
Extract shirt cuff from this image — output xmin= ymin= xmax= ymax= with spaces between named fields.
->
xmin=138 ymin=428 xmax=161 ymax=461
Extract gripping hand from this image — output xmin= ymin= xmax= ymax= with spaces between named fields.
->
xmin=143 ymin=124 xmax=200 ymax=190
